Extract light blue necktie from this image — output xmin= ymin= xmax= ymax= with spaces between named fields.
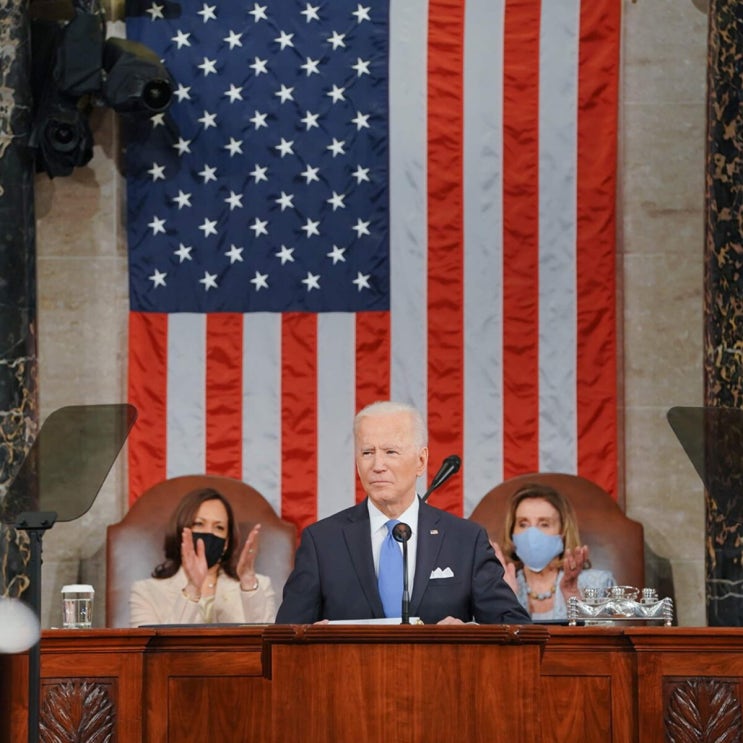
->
xmin=378 ymin=519 xmax=403 ymax=617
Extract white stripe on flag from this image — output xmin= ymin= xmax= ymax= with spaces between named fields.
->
xmin=317 ymin=313 xmax=356 ymax=520
xmin=538 ymin=0 xmax=580 ymax=472
xmin=463 ymin=0 xmax=506 ymax=515
xmin=167 ymin=313 xmax=205 ymax=476
xmin=389 ymin=0 xmax=428 ymax=417
xmin=242 ymin=313 xmax=282 ymax=515
xmin=389 ymin=0 xmax=429 ymax=496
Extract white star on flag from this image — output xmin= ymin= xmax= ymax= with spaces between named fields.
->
xmin=353 ymin=272 xmax=370 ymax=291
xmin=171 ymin=30 xmax=190 ymax=48
xmin=174 ymin=244 xmax=192 ymax=262
xmin=146 ymin=3 xmax=164 ymax=20
xmin=302 ymin=272 xmax=320 ymax=290
xmin=352 ymin=218 xmax=370 ymax=237
xmin=301 ymin=111 xmax=319 ymax=130
xmin=199 ymin=271 xmax=218 ymax=290
xmin=198 ymin=111 xmax=218 ymax=128
xmin=352 ymin=4 xmax=371 ymax=23
xmin=327 ymin=192 xmax=345 ymax=211
xmin=174 ymin=84 xmax=191 ymax=102
xmin=224 ymin=85 xmax=243 ymax=103
xmin=224 ymin=31 xmax=242 ymax=48
xmin=251 ymin=271 xmax=269 ymax=290
xmin=173 ymin=191 xmax=192 ymax=209
xmin=225 ymin=245 xmax=244 ymax=263
xmin=199 ymin=218 xmax=218 ymax=237
xmin=301 ymin=4 xmax=320 ymax=23
xmin=149 ymin=269 xmax=167 ymax=287
xmin=301 ymin=218 xmax=320 ymax=237
xmin=276 ymin=192 xmax=294 ymax=211
xmin=275 ymin=31 xmax=294 ymax=49
xmin=327 ymin=245 xmax=346 ymax=264
xmin=249 ymin=3 xmax=268 ymax=22
xmin=225 ymin=192 xmax=243 ymax=210
xmin=148 ymin=216 xmax=166 ymax=234
xmin=250 ymin=218 xmax=269 ymax=237
xmin=148 ymin=163 xmax=166 ymax=181
xmin=250 ymin=111 xmax=268 ymax=129
xmin=198 ymin=57 xmax=218 ymax=76
xmin=173 ymin=138 xmax=191 ymax=155
xmin=275 ymin=245 xmax=295 ymax=264
xmin=198 ymin=3 xmax=217 ymax=22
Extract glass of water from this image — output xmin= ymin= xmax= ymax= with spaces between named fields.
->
xmin=61 ymin=584 xmax=95 ymax=629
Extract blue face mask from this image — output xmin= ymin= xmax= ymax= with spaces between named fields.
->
xmin=512 ymin=527 xmax=564 ymax=572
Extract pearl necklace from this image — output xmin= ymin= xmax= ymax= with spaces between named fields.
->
xmin=525 ymin=582 xmax=557 ymax=601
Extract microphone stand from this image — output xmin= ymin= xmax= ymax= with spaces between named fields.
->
xmin=400 ymin=539 xmax=410 ymax=624
xmin=392 ymin=522 xmax=412 ymax=624
xmin=16 ymin=511 xmax=57 ymax=743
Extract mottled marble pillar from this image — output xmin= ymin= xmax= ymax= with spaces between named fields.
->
xmin=703 ymin=0 xmax=743 ymax=626
xmin=0 ymin=0 xmax=39 ymax=597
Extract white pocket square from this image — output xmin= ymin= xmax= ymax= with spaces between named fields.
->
xmin=430 ymin=567 xmax=454 ymax=579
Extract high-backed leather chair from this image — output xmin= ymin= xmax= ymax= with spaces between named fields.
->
xmin=106 ymin=475 xmax=296 ymax=627
xmin=469 ymin=472 xmax=645 ymax=589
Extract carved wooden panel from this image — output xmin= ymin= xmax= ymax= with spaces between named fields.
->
xmin=665 ymin=677 xmax=742 ymax=743
xmin=39 ymin=678 xmax=116 ymax=743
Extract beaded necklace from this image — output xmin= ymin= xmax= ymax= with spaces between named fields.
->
xmin=525 ymin=581 xmax=557 ymax=601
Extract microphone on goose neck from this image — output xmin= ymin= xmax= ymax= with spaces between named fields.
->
xmin=421 ymin=455 xmax=462 ymax=503
xmin=392 ymin=522 xmax=412 ymax=624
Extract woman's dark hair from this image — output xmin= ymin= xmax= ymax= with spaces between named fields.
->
xmin=152 ymin=488 xmax=241 ymax=580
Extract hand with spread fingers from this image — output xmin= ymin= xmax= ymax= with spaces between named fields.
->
xmin=180 ymin=526 xmax=209 ymax=594
xmin=236 ymin=523 xmax=262 ymax=591
xmin=560 ymin=545 xmax=590 ymax=602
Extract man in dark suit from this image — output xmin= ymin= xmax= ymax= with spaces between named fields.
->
xmin=275 ymin=401 xmax=530 ymax=625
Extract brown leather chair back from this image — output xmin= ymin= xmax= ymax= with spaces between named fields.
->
xmin=106 ymin=475 xmax=296 ymax=627
xmin=469 ymin=472 xmax=645 ymax=589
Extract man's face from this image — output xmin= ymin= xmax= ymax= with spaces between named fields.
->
xmin=355 ymin=411 xmax=428 ymax=515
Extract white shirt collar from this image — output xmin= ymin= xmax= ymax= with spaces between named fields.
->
xmin=367 ymin=495 xmax=419 ymax=533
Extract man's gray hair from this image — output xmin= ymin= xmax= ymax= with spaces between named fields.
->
xmin=353 ymin=401 xmax=428 ymax=448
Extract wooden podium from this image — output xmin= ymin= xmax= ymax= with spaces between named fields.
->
xmin=264 ymin=624 xmax=549 ymax=743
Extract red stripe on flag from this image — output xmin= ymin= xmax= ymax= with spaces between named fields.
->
xmin=502 ymin=0 xmax=541 ymax=478
xmin=205 ymin=313 xmax=243 ymax=478
xmin=281 ymin=313 xmax=318 ymax=532
xmin=355 ymin=311 xmax=391 ymax=503
xmin=427 ymin=0 xmax=465 ymax=516
xmin=576 ymin=0 xmax=620 ymax=497
xmin=127 ymin=312 xmax=168 ymax=504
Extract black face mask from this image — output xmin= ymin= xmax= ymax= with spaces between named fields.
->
xmin=191 ymin=532 xmax=226 ymax=568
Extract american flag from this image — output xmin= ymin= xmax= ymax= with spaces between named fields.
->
xmin=125 ymin=0 xmax=620 ymax=533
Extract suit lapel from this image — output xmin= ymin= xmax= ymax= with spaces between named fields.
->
xmin=343 ymin=500 xmax=385 ymax=617
xmin=410 ymin=502 xmax=444 ymax=614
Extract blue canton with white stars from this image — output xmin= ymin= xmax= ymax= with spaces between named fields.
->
xmin=125 ymin=0 xmax=390 ymax=313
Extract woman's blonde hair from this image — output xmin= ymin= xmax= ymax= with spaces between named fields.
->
xmin=500 ymin=483 xmax=583 ymax=569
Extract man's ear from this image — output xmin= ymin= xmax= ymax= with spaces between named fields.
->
xmin=417 ymin=446 xmax=429 ymax=476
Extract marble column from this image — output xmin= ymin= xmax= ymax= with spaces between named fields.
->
xmin=703 ymin=0 xmax=743 ymax=626
xmin=0 ymin=0 xmax=39 ymax=597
